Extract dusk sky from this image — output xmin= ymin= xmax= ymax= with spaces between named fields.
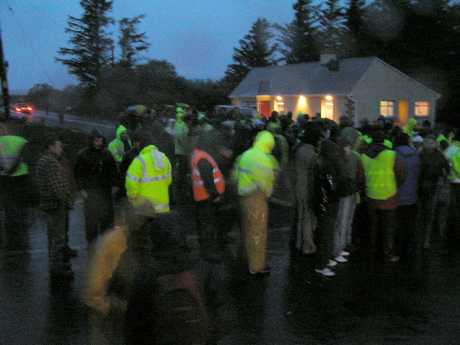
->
xmin=1 ymin=0 xmax=296 ymax=92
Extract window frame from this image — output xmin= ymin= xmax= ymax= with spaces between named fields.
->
xmin=414 ymin=101 xmax=430 ymax=117
xmin=379 ymin=100 xmax=395 ymax=117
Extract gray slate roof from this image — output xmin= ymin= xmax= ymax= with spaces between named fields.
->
xmin=230 ymin=57 xmax=376 ymax=98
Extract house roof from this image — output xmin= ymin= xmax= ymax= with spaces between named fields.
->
xmin=230 ymin=57 xmax=377 ymax=98
xmin=230 ymin=56 xmax=440 ymax=99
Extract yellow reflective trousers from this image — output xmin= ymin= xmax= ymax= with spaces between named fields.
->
xmin=240 ymin=191 xmax=268 ymax=273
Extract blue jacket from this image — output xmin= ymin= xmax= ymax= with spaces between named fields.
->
xmin=395 ymin=145 xmax=420 ymax=206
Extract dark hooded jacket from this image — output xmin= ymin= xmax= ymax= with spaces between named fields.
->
xmin=395 ymin=145 xmax=420 ymax=205
xmin=74 ymin=130 xmax=117 ymax=193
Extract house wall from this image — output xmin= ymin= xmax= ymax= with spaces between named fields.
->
xmin=352 ymin=60 xmax=439 ymax=125
xmin=232 ymin=95 xmax=347 ymax=122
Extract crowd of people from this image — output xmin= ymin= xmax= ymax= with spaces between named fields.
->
xmin=0 ymin=107 xmax=459 ymax=344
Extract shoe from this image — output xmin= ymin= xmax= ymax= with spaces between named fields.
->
xmin=341 ymin=250 xmax=350 ymax=257
xmin=328 ymin=259 xmax=338 ymax=267
xmin=315 ymin=267 xmax=336 ymax=277
xmin=335 ymin=255 xmax=348 ymax=263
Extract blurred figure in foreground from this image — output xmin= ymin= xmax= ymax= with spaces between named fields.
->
xmin=235 ymin=131 xmax=278 ymax=276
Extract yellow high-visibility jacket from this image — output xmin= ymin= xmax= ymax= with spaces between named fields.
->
xmin=126 ymin=145 xmax=172 ymax=216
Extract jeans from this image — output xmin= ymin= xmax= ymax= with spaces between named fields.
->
xmin=333 ymin=194 xmax=357 ymax=257
xmin=46 ymin=204 xmax=70 ymax=274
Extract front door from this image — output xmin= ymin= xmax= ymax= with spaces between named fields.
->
xmin=259 ymin=101 xmax=271 ymax=119
xmin=398 ymin=100 xmax=409 ymax=125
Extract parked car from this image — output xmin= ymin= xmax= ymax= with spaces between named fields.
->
xmin=214 ymin=105 xmax=257 ymax=120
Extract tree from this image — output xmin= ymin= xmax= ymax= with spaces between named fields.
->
xmin=277 ymin=0 xmax=320 ymax=64
xmin=57 ymin=0 xmax=114 ymax=100
xmin=344 ymin=0 xmax=370 ymax=56
xmin=118 ymin=15 xmax=149 ymax=67
xmin=26 ymin=83 xmax=58 ymax=111
xmin=224 ymin=18 xmax=277 ymax=90
xmin=318 ymin=0 xmax=346 ymax=56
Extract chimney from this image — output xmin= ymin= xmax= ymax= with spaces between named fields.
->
xmin=320 ymin=53 xmax=339 ymax=72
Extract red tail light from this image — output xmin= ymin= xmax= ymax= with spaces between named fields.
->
xmin=27 ymin=106 xmax=32 ymax=111
xmin=15 ymin=107 xmax=20 ymax=112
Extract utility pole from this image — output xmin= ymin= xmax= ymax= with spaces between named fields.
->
xmin=0 ymin=27 xmax=10 ymax=119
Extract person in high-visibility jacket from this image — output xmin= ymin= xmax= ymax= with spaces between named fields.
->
xmin=361 ymin=130 xmax=405 ymax=262
xmin=234 ymin=130 xmax=278 ymax=275
xmin=191 ymin=129 xmax=227 ymax=262
xmin=109 ymin=125 xmax=132 ymax=165
xmin=0 ymin=125 xmax=30 ymax=249
xmin=125 ymin=131 xmax=172 ymax=217
xmin=446 ymin=130 xmax=460 ymax=240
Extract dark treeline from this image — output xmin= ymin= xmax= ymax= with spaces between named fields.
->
xmin=25 ymin=0 xmax=460 ymax=126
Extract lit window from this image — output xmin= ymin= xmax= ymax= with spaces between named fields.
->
xmin=380 ymin=101 xmax=394 ymax=117
xmin=415 ymin=101 xmax=430 ymax=117
xmin=275 ymin=96 xmax=285 ymax=112
xmin=321 ymin=96 xmax=334 ymax=120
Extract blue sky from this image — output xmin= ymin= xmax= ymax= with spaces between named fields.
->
xmin=1 ymin=0 xmax=296 ymax=91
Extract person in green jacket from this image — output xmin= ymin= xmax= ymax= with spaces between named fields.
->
xmin=0 ymin=125 xmax=30 ymax=249
xmin=108 ymin=125 xmax=131 ymax=165
xmin=447 ymin=130 xmax=460 ymax=241
xmin=234 ymin=130 xmax=278 ymax=275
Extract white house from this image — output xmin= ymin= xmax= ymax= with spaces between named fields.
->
xmin=229 ymin=55 xmax=441 ymax=126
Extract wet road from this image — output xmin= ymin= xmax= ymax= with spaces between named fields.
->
xmin=1 ymin=200 xmax=460 ymax=345
xmin=10 ymin=110 xmax=115 ymax=139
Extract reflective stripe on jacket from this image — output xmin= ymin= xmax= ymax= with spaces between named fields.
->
xmin=361 ymin=150 xmax=397 ymax=200
xmin=190 ymin=148 xmax=225 ymax=202
xmin=126 ymin=145 xmax=172 ymax=215
xmin=0 ymin=135 xmax=28 ymax=176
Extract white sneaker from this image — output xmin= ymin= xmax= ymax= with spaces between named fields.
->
xmin=335 ymin=255 xmax=348 ymax=263
xmin=328 ymin=259 xmax=338 ymax=267
xmin=341 ymin=250 xmax=350 ymax=257
xmin=315 ymin=267 xmax=336 ymax=277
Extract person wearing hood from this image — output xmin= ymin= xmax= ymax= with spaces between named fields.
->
xmin=418 ymin=136 xmax=449 ymax=249
xmin=314 ymin=135 xmax=345 ymax=277
xmin=126 ymin=131 xmax=172 ymax=218
xmin=294 ymin=122 xmax=321 ymax=255
xmin=394 ymin=133 xmax=420 ymax=258
xmin=109 ymin=125 xmax=132 ymax=165
xmin=234 ymin=131 xmax=278 ymax=275
xmin=361 ymin=131 xmax=405 ymax=263
xmin=75 ymin=129 xmax=117 ymax=244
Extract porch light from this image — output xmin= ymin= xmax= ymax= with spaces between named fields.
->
xmin=276 ymin=96 xmax=283 ymax=101
xmin=325 ymin=94 xmax=333 ymax=101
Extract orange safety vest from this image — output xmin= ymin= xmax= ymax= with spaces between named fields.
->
xmin=191 ymin=148 xmax=225 ymax=201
